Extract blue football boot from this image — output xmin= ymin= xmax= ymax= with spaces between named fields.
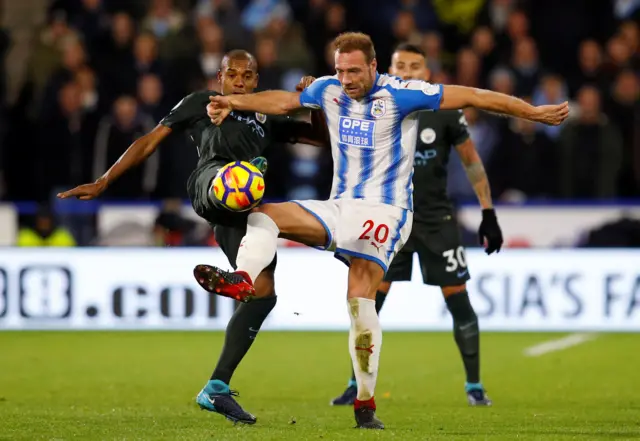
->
xmin=249 ymin=156 xmax=268 ymax=176
xmin=330 ymin=380 xmax=357 ymax=406
xmin=196 ymin=379 xmax=257 ymax=424
xmin=465 ymin=382 xmax=493 ymax=406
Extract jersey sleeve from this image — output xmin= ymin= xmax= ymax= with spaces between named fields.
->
xmin=160 ymin=92 xmax=213 ymax=132
xmin=299 ymin=76 xmax=332 ymax=110
xmin=448 ymin=110 xmax=471 ymax=146
xmin=393 ymin=81 xmax=443 ymax=116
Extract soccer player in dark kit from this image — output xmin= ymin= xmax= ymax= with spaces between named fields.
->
xmin=329 ymin=43 xmax=504 ymax=407
xmin=57 ymin=50 xmax=326 ymax=424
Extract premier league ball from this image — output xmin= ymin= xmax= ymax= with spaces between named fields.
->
xmin=211 ymin=161 xmax=265 ymax=212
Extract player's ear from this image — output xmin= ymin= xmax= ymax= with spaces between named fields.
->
xmin=216 ymin=69 xmax=222 ymax=84
xmin=424 ymin=67 xmax=432 ymax=82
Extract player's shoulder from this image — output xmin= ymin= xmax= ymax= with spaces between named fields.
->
xmin=307 ymin=75 xmax=341 ymax=96
xmin=378 ymin=74 xmax=441 ymax=96
xmin=173 ymin=90 xmax=217 ymax=108
xmin=189 ymin=89 xmax=220 ymax=101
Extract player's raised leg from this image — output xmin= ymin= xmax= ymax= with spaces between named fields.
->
xmin=195 ymin=266 xmax=277 ymax=424
xmin=196 ymin=201 xmax=332 ymax=301
xmin=441 ymin=283 xmax=491 ymax=406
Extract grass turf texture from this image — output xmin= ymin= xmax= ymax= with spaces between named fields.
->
xmin=1 ymin=332 xmax=639 ymax=440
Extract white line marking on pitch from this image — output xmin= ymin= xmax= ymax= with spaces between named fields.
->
xmin=523 ymin=333 xmax=598 ymax=357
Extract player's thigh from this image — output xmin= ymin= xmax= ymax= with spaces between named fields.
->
xmin=335 ymin=200 xmax=413 ymax=276
xmin=255 ymin=201 xmax=335 ymax=249
xmin=415 ymin=220 xmax=471 ymax=288
xmin=187 ymin=162 xmax=223 ymax=221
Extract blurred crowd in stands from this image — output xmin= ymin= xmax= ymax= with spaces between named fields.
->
xmin=0 ymin=0 xmax=638 ymax=246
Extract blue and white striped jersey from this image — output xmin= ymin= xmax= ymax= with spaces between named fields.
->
xmin=299 ymin=73 xmax=443 ymax=211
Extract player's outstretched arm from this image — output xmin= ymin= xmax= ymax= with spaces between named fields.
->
xmin=210 ymin=90 xmax=303 ymax=116
xmin=440 ymin=85 xmax=569 ymax=126
xmin=455 ymin=137 xmax=503 ymax=254
xmin=57 ymin=125 xmax=170 ymax=200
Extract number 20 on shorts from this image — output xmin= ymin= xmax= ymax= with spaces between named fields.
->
xmin=359 ymin=220 xmax=390 ymax=243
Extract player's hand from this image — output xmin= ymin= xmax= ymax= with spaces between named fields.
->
xmin=478 ymin=208 xmax=503 ymax=255
xmin=207 ymin=104 xmax=231 ymax=125
xmin=296 ymin=76 xmax=316 ymax=92
xmin=56 ymin=180 xmax=107 ymax=200
xmin=208 ymin=96 xmax=233 ymax=125
xmin=531 ymin=102 xmax=569 ymax=126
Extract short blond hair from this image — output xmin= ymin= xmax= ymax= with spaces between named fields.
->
xmin=332 ymin=32 xmax=376 ymax=63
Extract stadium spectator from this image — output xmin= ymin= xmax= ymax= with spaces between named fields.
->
xmin=421 ymin=31 xmax=445 ymax=75
xmin=16 ymin=206 xmax=76 ymax=247
xmin=573 ymin=39 xmax=607 ymax=96
xmin=194 ymin=0 xmax=248 ymax=50
xmin=489 ymin=117 xmax=557 ymax=202
xmin=391 ymin=10 xmax=422 ymax=49
xmin=93 ymin=96 xmax=157 ymax=199
xmin=254 ymin=36 xmax=284 ymax=91
xmin=447 ymin=108 xmax=499 ymax=203
xmin=607 ymin=69 xmax=640 ymax=196
xmin=178 ymin=19 xmax=225 ymax=93
xmin=141 ymin=0 xmax=191 ymax=62
xmin=455 ymin=47 xmax=482 ymax=88
xmin=24 ymin=10 xmax=81 ymax=118
xmin=41 ymin=39 xmax=89 ymax=118
xmin=511 ymin=37 xmax=540 ymax=96
xmin=137 ymin=73 xmax=168 ymax=123
xmin=558 ymin=86 xmax=623 ymax=199
xmin=470 ymin=26 xmax=499 ymax=84
xmin=70 ymin=0 xmax=109 ymax=51
xmin=36 ymin=81 xmax=87 ymax=201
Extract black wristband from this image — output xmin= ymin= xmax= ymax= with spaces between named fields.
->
xmin=482 ymin=208 xmax=496 ymax=219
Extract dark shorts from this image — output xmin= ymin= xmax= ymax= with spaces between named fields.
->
xmin=187 ymin=161 xmax=276 ymax=272
xmin=385 ymin=218 xmax=470 ymax=287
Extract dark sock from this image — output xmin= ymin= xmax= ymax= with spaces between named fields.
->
xmin=445 ymin=290 xmax=480 ymax=384
xmin=211 ymin=295 xmax=277 ymax=384
xmin=374 ymin=290 xmax=387 ymax=314
xmin=349 ymin=290 xmax=388 ymax=383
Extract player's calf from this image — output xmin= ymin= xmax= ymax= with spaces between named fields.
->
xmin=442 ymin=285 xmax=491 ymax=406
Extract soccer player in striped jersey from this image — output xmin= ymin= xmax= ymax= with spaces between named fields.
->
xmin=199 ymin=32 xmax=569 ymax=429
xmin=331 ymin=43 xmax=502 ymax=409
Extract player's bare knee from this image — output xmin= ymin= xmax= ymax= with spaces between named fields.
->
xmin=254 ymin=269 xmax=276 ymax=298
xmin=378 ymin=280 xmax=392 ymax=295
xmin=348 ymin=259 xmax=384 ymax=300
xmin=442 ymin=284 xmax=467 ymax=297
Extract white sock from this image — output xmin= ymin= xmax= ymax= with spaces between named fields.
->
xmin=236 ymin=212 xmax=279 ymax=283
xmin=347 ymin=297 xmax=382 ymax=402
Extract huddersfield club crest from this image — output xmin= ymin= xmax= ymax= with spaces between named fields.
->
xmin=255 ymin=112 xmax=267 ymax=123
xmin=371 ymin=99 xmax=386 ymax=118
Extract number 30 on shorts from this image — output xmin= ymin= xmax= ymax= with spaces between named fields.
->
xmin=359 ymin=220 xmax=390 ymax=243
xmin=443 ymin=246 xmax=467 ymax=272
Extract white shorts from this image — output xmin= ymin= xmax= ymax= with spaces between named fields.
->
xmin=293 ymin=199 xmax=413 ymax=273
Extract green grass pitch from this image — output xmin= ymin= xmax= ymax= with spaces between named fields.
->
xmin=1 ymin=331 xmax=639 ymax=440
